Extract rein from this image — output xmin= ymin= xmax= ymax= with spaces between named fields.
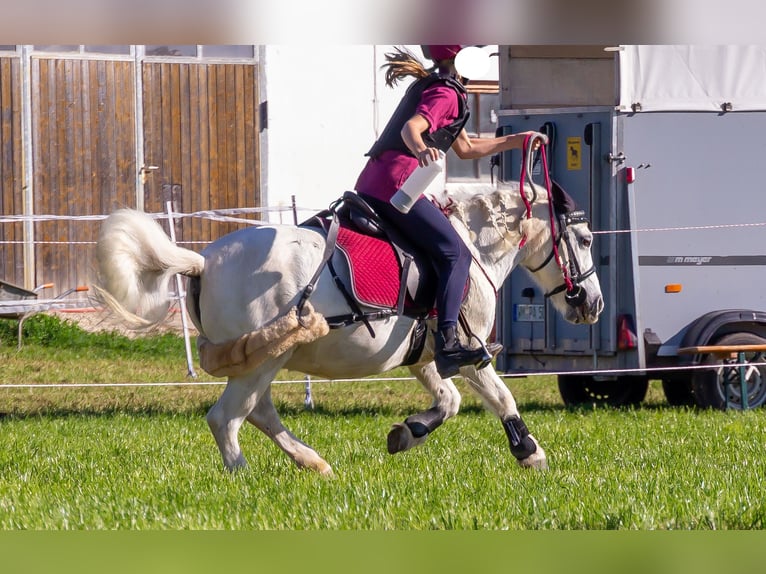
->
xmin=469 ymin=250 xmax=498 ymax=297
xmin=519 ymin=133 xmax=594 ymax=307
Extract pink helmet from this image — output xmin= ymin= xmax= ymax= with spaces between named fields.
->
xmin=422 ymin=45 xmax=462 ymax=62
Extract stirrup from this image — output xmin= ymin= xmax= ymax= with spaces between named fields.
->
xmin=455 ymin=311 xmax=500 ymax=371
xmin=475 ymin=351 xmax=493 ymax=371
xmin=469 ymin=336 xmax=501 ymax=371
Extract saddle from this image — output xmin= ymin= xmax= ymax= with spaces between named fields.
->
xmin=300 ymin=192 xmax=439 ymax=332
xmin=296 ymin=192 xmax=487 ymax=368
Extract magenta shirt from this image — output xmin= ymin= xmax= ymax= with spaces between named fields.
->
xmin=355 ymin=84 xmax=461 ymax=202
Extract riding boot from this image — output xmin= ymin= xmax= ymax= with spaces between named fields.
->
xmin=434 ymin=325 xmax=492 ymax=378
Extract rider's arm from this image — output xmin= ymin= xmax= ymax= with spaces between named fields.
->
xmin=401 ymin=114 xmax=442 ymax=167
xmin=403 ymin=117 xmax=538 ymax=165
xmin=451 ymin=129 xmax=534 ymax=160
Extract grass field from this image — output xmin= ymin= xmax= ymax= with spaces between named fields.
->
xmin=1 ymin=314 xmax=765 ymax=530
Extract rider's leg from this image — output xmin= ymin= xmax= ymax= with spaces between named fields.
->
xmin=359 ymin=195 xmax=488 ymax=377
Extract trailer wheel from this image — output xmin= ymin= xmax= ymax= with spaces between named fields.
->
xmin=660 ymin=377 xmax=695 ymax=407
xmin=557 ymin=375 xmax=648 ymax=407
xmin=691 ymin=332 xmax=766 ymax=410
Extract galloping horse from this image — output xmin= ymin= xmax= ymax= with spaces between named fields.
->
xmin=95 ymin=178 xmax=603 ymax=476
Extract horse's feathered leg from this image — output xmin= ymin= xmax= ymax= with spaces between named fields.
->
xmin=246 ymin=386 xmax=334 ymax=477
xmin=460 ymin=365 xmax=548 ymax=470
xmin=387 ymin=361 xmax=461 ymax=454
xmin=206 ymin=356 xmax=288 ymax=471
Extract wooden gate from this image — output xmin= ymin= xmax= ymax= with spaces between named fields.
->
xmin=31 ymin=56 xmax=137 ymax=293
xmin=0 ymin=47 xmax=261 ymax=296
xmin=141 ymin=61 xmax=260 ymax=243
xmin=0 ymin=56 xmax=24 ymax=287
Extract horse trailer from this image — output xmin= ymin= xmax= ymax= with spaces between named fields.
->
xmin=493 ymin=45 xmax=766 ymax=409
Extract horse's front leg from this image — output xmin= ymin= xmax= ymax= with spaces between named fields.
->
xmin=386 ymin=361 xmax=462 ymax=454
xmin=461 ymin=365 xmax=548 ymax=470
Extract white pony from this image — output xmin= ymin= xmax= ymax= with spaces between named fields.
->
xmin=95 ymin=181 xmax=603 ymax=476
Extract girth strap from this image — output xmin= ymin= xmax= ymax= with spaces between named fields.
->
xmin=296 ymin=211 xmax=340 ymax=327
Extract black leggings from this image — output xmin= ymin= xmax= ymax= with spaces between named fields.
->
xmin=359 ymin=194 xmax=471 ymax=330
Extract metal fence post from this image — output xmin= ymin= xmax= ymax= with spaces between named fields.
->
xmin=164 ymin=185 xmax=197 ymax=378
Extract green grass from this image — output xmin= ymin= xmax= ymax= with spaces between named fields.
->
xmin=1 ymin=315 xmax=765 ymax=530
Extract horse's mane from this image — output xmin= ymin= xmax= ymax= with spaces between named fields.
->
xmin=431 ymin=182 xmax=551 ymax=255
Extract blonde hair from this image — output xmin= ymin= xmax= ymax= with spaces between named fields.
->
xmin=380 ymin=46 xmax=431 ymax=88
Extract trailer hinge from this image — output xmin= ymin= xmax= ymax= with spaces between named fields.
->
xmin=606 ymin=152 xmax=626 ymax=165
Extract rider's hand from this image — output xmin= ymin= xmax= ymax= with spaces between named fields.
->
xmin=519 ymin=131 xmax=548 ymax=150
xmin=416 ymin=147 xmax=441 ymax=168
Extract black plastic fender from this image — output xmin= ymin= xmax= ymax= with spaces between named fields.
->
xmin=677 ymin=309 xmax=766 ymax=364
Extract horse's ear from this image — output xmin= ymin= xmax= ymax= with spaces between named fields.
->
xmin=551 ymin=180 xmax=578 ymax=214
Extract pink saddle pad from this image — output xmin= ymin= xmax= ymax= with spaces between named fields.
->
xmin=335 ymin=226 xmax=402 ymax=309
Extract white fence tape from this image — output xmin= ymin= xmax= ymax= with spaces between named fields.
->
xmin=591 ymin=221 xmax=766 ymax=235
xmin=2 ymin=208 xmax=766 ymax=244
xmin=2 ymin=362 xmax=765 ymax=391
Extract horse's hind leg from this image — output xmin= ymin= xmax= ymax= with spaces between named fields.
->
xmin=246 ymin=386 xmax=333 ymax=477
xmin=461 ymin=366 xmax=548 ymax=470
xmin=387 ymin=361 xmax=462 ymax=454
xmin=206 ymin=358 xmax=286 ymax=471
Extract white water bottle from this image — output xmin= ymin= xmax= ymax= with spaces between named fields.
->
xmin=390 ymin=152 xmax=445 ymax=213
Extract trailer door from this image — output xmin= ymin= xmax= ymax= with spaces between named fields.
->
xmin=495 ymin=108 xmax=616 ymax=373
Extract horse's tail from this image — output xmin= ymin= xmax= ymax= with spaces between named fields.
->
xmin=94 ymin=208 xmax=205 ymax=330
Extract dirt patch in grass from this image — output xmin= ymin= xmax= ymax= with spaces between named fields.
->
xmin=53 ymin=307 xmax=197 ymax=338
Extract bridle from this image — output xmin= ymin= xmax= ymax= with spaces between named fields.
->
xmin=526 ymin=209 xmax=596 ymax=307
xmin=518 ymin=133 xmax=596 ymax=308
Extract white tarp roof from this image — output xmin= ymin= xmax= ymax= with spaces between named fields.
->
xmin=619 ymin=45 xmax=766 ymax=112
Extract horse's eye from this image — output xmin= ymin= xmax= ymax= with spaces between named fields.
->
xmin=581 ymin=236 xmax=592 ymax=248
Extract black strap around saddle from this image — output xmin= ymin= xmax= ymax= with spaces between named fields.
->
xmin=296 ymin=192 xmax=433 ymax=365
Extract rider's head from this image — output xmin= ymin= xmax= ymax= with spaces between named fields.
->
xmin=421 ymin=45 xmax=491 ymax=81
xmin=422 ymin=45 xmax=462 ymax=73
xmin=380 ymin=45 xmax=488 ymax=88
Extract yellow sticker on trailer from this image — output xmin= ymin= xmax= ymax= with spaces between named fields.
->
xmin=567 ymin=137 xmax=582 ymax=170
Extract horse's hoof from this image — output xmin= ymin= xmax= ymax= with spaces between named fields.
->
xmin=387 ymin=422 xmax=413 ymax=454
xmin=520 ymin=456 xmax=548 ymax=470
xmin=224 ymin=456 xmax=248 ymax=473
xmin=517 ymin=443 xmax=548 ymax=470
xmin=318 ymin=464 xmax=335 ymax=478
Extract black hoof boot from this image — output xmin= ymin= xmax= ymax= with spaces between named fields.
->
xmin=386 ymin=407 xmax=445 ymax=455
xmin=503 ymin=415 xmax=538 ymax=460
xmin=434 ymin=326 xmax=492 ymax=378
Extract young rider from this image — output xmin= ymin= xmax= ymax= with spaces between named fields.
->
xmin=355 ymin=45 xmax=540 ymax=377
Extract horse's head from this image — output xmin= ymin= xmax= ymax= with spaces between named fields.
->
xmin=520 ymin=182 xmax=604 ymax=325
xmin=434 ymin=180 xmax=603 ymax=325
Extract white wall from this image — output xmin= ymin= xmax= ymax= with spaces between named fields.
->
xmin=260 ymin=45 xmax=498 ymax=223
xmin=261 ymin=45 xmax=407 ymax=223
